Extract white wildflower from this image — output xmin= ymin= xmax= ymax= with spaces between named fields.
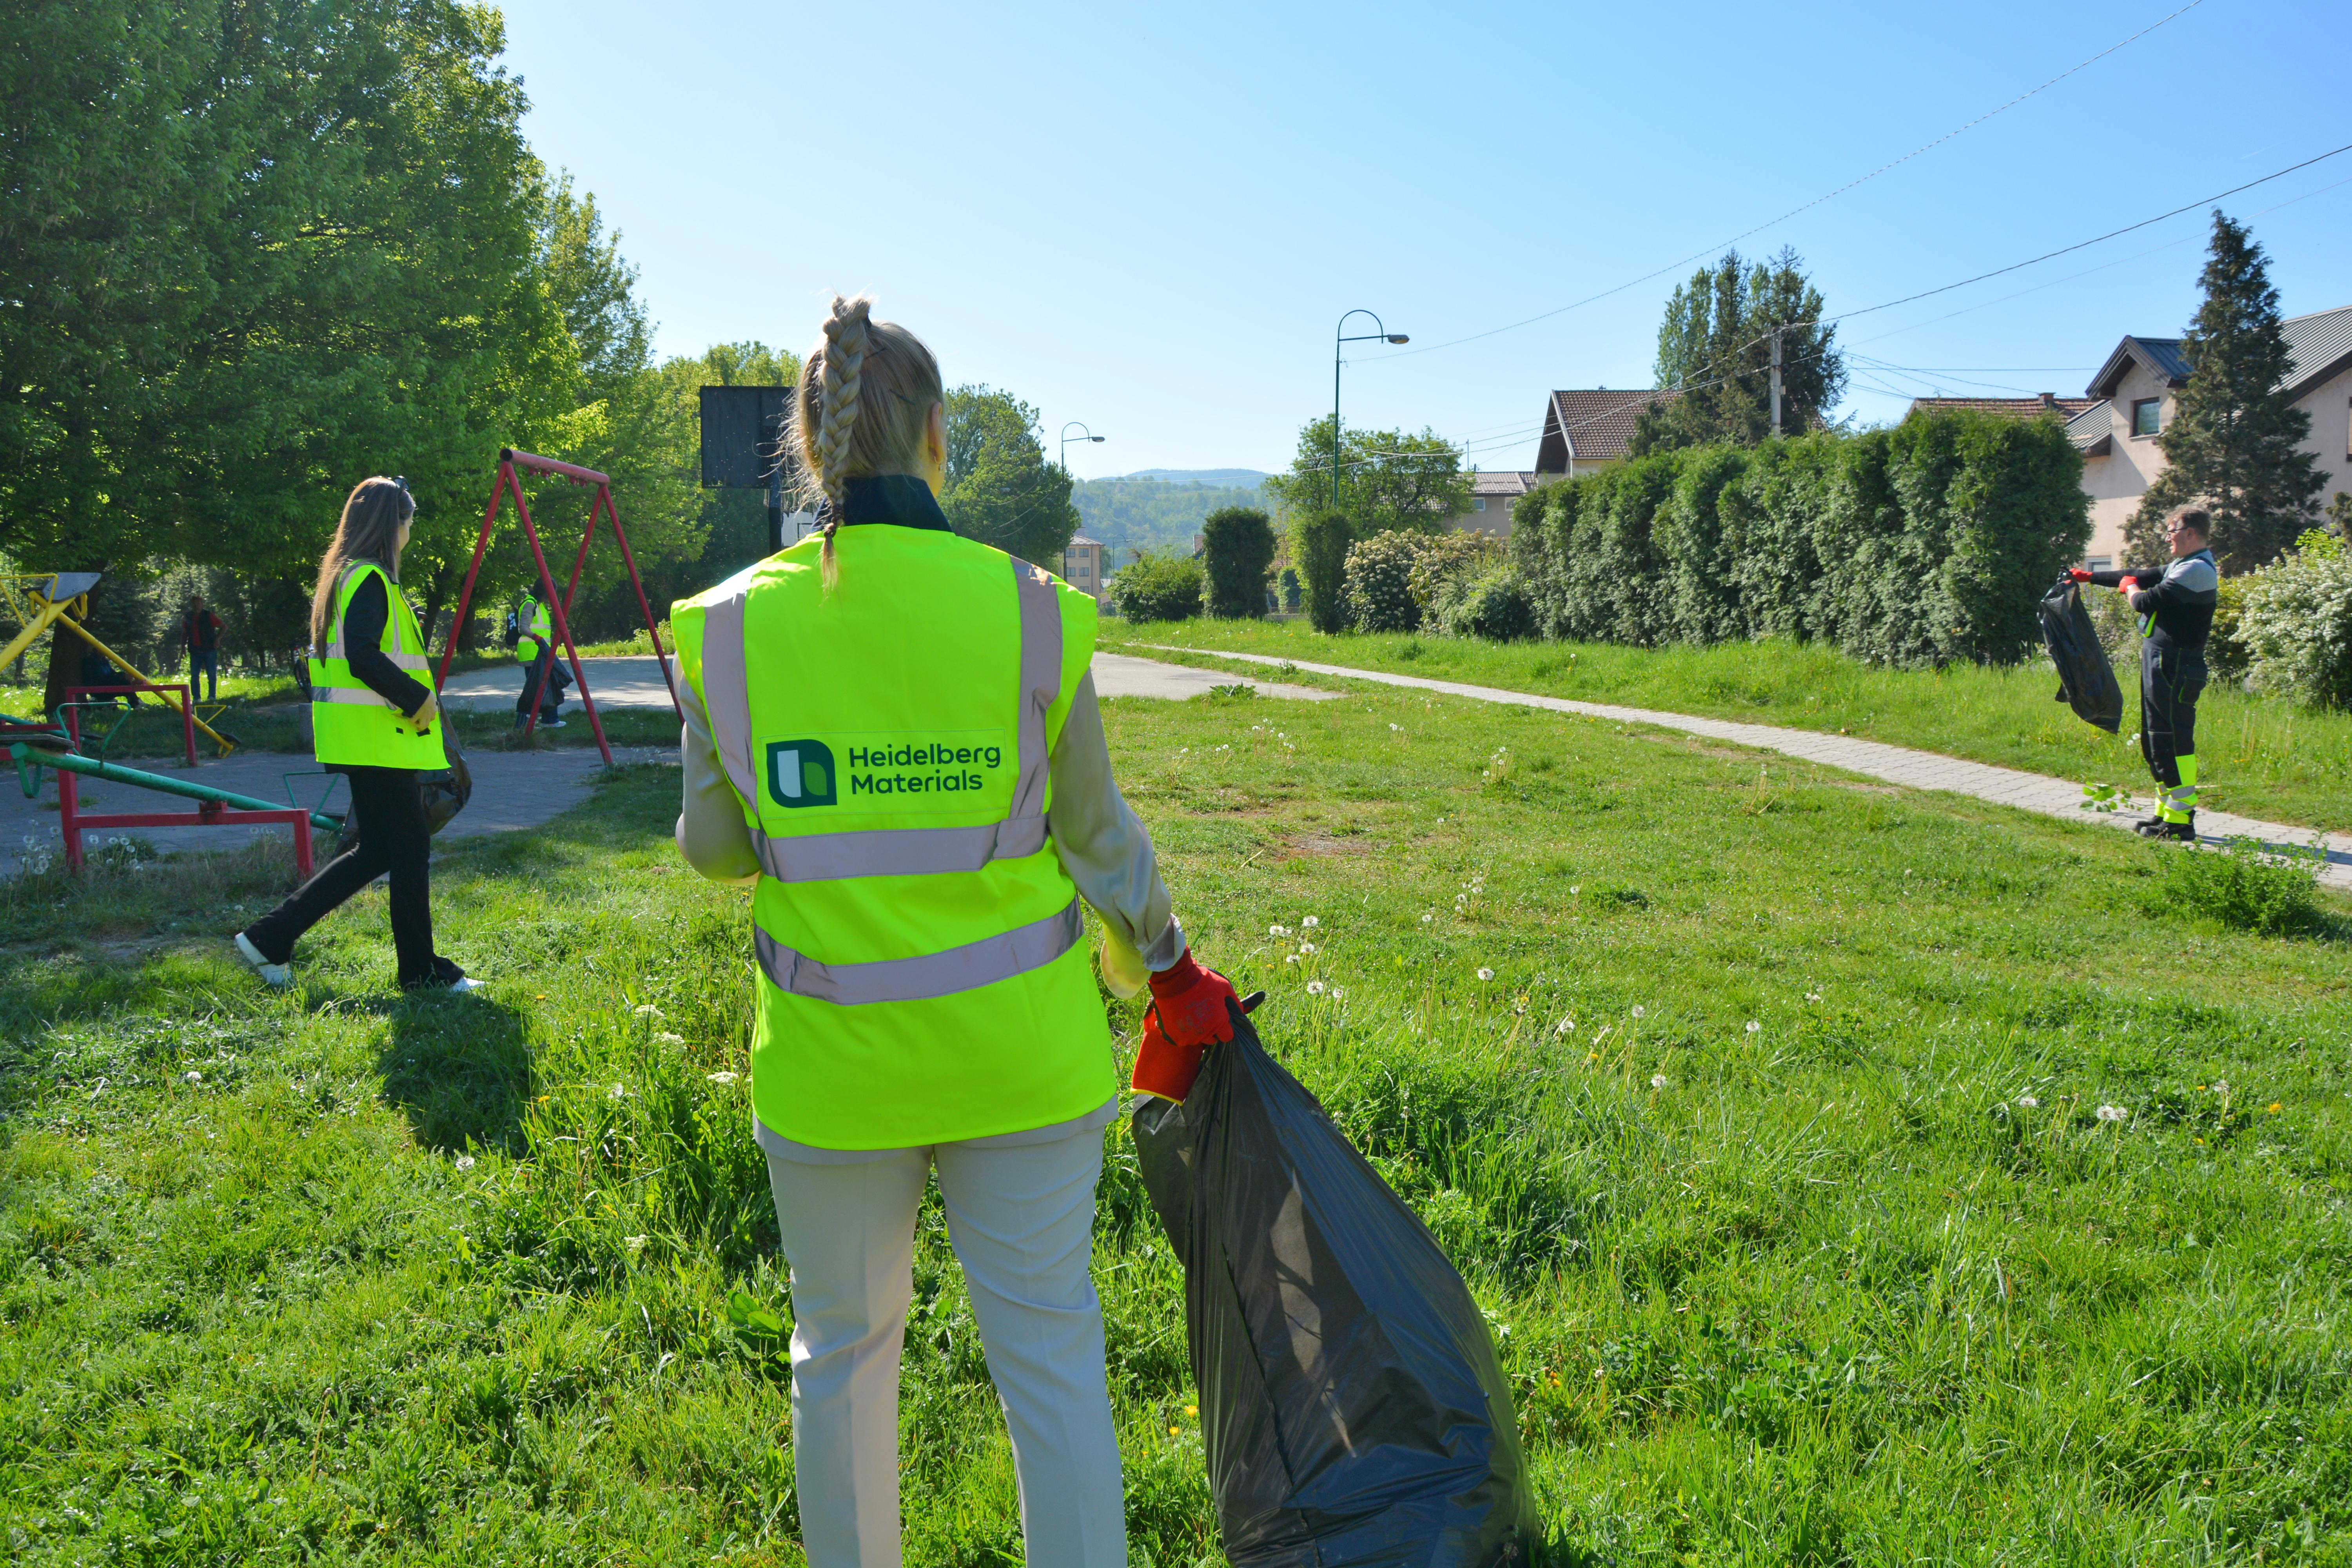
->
xmin=1632 ymin=1005 xmax=1645 ymax=1018
xmin=624 ymin=1234 xmax=648 ymax=1254
xmin=455 ymin=1155 xmax=477 ymax=1171
xmin=632 ymin=1004 xmax=663 ymax=1017
xmin=1805 ymin=991 xmax=1822 ymax=1002
xmin=1651 ymin=1074 xmax=1670 ymax=1089
xmin=1421 ymin=912 xmax=1434 ymax=922
xmin=1744 ymin=1020 xmax=1760 ymax=1034
xmin=183 ymin=1070 xmax=203 ymax=1084
xmin=1555 ymin=1018 xmax=1574 ymax=1035
xmin=1569 ymin=885 xmax=1581 ymax=895
xmin=1269 ymin=924 xmax=1290 ymax=936
xmin=707 ymin=1071 xmax=740 ymax=1085
xmin=2015 ymin=1095 xmax=2039 ymax=1108
xmin=608 ymin=1083 xmax=629 ymax=1100
xmin=1476 ymin=967 xmax=1495 ymax=981
xmin=1285 ymin=954 xmax=1299 ymax=965
xmin=1307 ymin=980 xmax=1326 ymax=995
xmin=1298 ymin=942 xmax=1317 ymax=955
xmin=1331 ymin=987 xmax=1346 ymax=1000
xmin=2096 ymin=1104 xmax=2127 ymax=1123
xmin=1301 ymin=915 xmax=1320 ymax=927
xmin=655 ymin=1031 xmax=685 ymax=1045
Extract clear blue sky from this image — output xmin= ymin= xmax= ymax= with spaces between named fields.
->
xmin=492 ymin=0 xmax=2350 ymax=479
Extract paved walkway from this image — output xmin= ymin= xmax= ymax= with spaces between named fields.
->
xmin=3 ymin=746 xmax=674 ymax=876
xmin=441 ymin=652 xmax=1339 ymax=711
xmin=1140 ymin=646 xmax=2352 ymax=893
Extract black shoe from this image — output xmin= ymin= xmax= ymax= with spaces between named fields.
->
xmin=402 ymin=956 xmax=485 ymax=994
xmin=2132 ymin=815 xmax=2168 ymax=837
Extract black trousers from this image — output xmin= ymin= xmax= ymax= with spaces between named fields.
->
xmin=243 ymin=765 xmax=437 ymax=983
xmin=2138 ymin=641 xmax=2206 ymax=791
xmin=515 ymin=652 xmax=569 ymax=718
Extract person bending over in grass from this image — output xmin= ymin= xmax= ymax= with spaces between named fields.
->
xmin=2072 ymin=506 xmax=2219 ymax=842
xmin=234 ymin=477 xmax=481 ymax=993
xmin=670 ymin=293 xmax=1233 ymax=1568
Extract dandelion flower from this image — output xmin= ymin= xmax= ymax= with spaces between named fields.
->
xmin=1302 ymin=915 xmax=1320 ymax=927
xmin=1269 ymin=924 xmax=1289 ymax=936
xmin=1285 ymin=954 xmax=1299 ymax=965
xmin=1331 ymin=987 xmax=1346 ymax=1000
xmin=1632 ymin=1005 xmax=1645 ymax=1018
xmin=1555 ymin=1018 xmax=1573 ymax=1035
xmin=1421 ymin=912 xmax=1434 ymax=923
xmin=708 ymin=1071 xmax=740 ymax=1085
xmin=455 ymin=1154 xmax=476 ymax=1171
xmin=183 ymin=1070 xmax=203 ymax=1084
xmin=1299 ymin=941 xmax=1317 ymax=954
xmin=1805 ymin=991 xmax=1822 ymax=1002
xmin=2096 ymin=1104 xmax=2127 ymax=1123
xmin=1307 ymin=980 xmax=1326 ymax=995
xmin=1476 ymin=967 xmax=1495 ymax=981
xmin=1651 ymin=1074 xmax=1669 ymax=1089
xmin=1169 ymin=1425 xmax=1181 ymax=1436
xmin=1744 ymin=1020 xmax=1760 ymax=1034
xmin=655 ymin=1031 xmax=686 ymax=1045
xmin=1185 ymin=1404 xmax=1198 ymax=1416
xmin=2016 ymin=1095 xmax=2039 ymax=1108
xmin=608 ymin=1083 xmax=630 ymax=1100
xmin=2268 ymin=1102 xmax=2283 ymax=1113
xmin=1569 ymin=885 xmax=1581 ymax=895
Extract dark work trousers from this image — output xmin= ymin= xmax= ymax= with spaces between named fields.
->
xmin=243 ymin=766 xmax=437 ymax=984
xmin=2138 ymin=641 xmax=2206 ymax=793
xmin=514 ymin=652 xmax=570 ymax=719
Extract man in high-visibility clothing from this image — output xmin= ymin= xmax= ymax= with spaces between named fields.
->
xmin=2074 ymin=507 xmax=2220 ymax=841
xmin=511 ymin=585 xmax=567 ymax=730
xmin=672 ymin=295 xmax=1229 ymax=1568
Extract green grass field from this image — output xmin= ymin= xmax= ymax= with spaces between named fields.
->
xmin=3 ymin=683 xmax=2347 ymax=1563
xmin=1104 ymin=620 xmax=2352 ymax=837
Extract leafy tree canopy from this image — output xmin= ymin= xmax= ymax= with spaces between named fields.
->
xmin=940 ymin=386 xmax=1080 ymax=565
xmin=1630 ymin=247 xmax=1845 ymax=454
xmin=2128 ymin=212 xmax=2325 ymax=573
xmin=1264 ymin=416 xmax=1470 ymax=537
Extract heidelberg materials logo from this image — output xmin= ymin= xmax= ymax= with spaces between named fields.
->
xmin=766 ymin=740 xmax=837 ymax=808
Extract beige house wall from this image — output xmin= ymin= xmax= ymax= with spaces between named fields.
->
xmin=2079 ymin=361 xmax=2352 ymax=568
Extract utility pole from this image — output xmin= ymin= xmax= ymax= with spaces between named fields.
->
xmin=1770 ymin=328 xmax=1784 ymax=437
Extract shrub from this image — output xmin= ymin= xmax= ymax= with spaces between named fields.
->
xmin=1294 ymin=512 xmax=1355 ymax=633
xmin=1279 ymin=567 xmax=1301 ymax=611
xmin=1506 ymin=412 xmax=2091 ymax=666
xmin=1343 ymin=530 xmax=1429 ymax=633
xmin=1105 ymin=551 xmax=1203 ymax=622
xmin=1434 ymin=570 xmax=1537 ymax=642
xmin=2152 ymin=835 xmax=2323 ymax=933
xmin=1200 ymin=506 xmax=1276 ymax=618
xmin=2205 ymin=573 xmax=2251 ymax=681
xmin=2237 ymin=530 xmax=2352 ymax=708
xmin=1405 ymin=530 xmax=1496 ymax=614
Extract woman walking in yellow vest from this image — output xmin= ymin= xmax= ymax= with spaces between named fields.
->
xmin=672 ymin=297 xmax=1233 ymax=1568
xmin=235 ymin=476 xmax=481 ymax=993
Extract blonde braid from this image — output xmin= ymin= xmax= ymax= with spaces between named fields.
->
xmin=816 ymin=295 xmax=873 ymax=586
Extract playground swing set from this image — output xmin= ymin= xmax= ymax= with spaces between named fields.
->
xmin=7 ymin=447 xmax=679 ymax=875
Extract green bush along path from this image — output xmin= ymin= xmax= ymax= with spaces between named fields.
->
xmin=4 ymin=684 xmax=2348 ymax=1563
xmin=1111 ymin=619 xmax=2352 ymax=837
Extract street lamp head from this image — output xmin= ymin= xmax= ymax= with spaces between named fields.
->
xmin=1089 ymin=436 xmax=1105 ymax=443
xmin=1387 ymin=334 xmax=1410 ymax=344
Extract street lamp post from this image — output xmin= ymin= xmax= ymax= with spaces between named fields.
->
xmin=1060 ymin=421 xmax=1106 ymax=470
xmin=1333 ymin=310 xmax=1410 ymax=510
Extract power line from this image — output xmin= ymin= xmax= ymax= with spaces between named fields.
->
xmin=1368 ymin=0 xmax=2210 ymax=363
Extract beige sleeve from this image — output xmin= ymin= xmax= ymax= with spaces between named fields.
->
xmin=1049 ymin=670 xmax=1185 ymax=982
xmin=676 ymin=679 xmax=760 ymax=884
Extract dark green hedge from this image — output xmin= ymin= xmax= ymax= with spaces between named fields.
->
xmin=1506 ymin=412 xmax=2090 ymax=666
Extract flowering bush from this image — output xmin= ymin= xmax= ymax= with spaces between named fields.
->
xmin=1343 ymin=530 xmax=1431 ymax=633
xmin=1106 ymin=550 xmax=1203 ymax=622
xmin=2236 ymin=530 xmax=2352 ymax=709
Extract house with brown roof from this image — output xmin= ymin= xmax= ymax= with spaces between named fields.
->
xmin=2062 ymin=307 xmax=2352 ymax=567
xmin=1445 ymin=470 xmax=1540 ymax=538
xmin=1904 ymin=393 xmax=2100 ymax=422
xmin=1534 ymin=388 xmax=1682 ymax=478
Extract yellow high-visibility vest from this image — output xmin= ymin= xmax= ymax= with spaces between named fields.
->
xmin=518 ymin=599 xmax=551 ymax=663
xmin=671 ymin=525 xmax=1108 ymax=1149
xmin=309 ymin=561 xmax=443 ymax=769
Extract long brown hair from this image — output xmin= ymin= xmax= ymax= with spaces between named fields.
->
xmin=790 ymin=294 xmax=942 ymax=587
xmin=309 ymin=476 xmax=414 ymax=655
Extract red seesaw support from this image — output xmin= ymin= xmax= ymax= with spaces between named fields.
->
xmin=54 ymin=688 xmax=315 ymax=877
xmin=433 ymin=448 xmax=683 ymax=768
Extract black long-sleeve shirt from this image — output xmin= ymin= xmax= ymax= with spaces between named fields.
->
xmin=340 ymin=572 xmax=431 ymax=715
xmin=2088 ymin=549 xmax=2218 ymax=652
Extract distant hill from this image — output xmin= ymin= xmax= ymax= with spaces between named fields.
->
xmin=1072 ymin=473 xmax=1272 ymax=559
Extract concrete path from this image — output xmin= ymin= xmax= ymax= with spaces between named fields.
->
xmin=3 ymin=745 xmax=674 ymax=876
xmin=1138 ymin=646 xmax=2352 ymax=893
xmin=440 ymin=653 xmax=1340 ymax=711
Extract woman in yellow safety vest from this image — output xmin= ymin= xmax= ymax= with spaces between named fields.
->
xmin=672 ymin=296 xmax=1232 ymax=1568
xmin=234 ymin=476 xmax=481 ymax=994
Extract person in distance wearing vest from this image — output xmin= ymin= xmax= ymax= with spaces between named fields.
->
xmin=673 ymin=296 xmax=1234 ymax=1568
xmin=512 ymin=584 xmax=568 ymax=730
xmin=2070 ymin=506 xmax=2220 ymax=842
xmin=234 ymin=476 xmax=481 ymax=993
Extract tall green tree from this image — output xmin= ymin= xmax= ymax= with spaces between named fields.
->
xmin=2127 ymin=213 xmax=2326 ymax=573
xmin=940 ymin=386 xmax=1079 ymax=565
xmin=1200 ymin=507 xmax=1275 ymax=617
xmin=1292 ymin=511 xmax=1356 ymax=633
xmin=1264 ymin=417 xmax=1469 ymax=536
xmin=1630 ymin=247 xmax=1844 ymax=454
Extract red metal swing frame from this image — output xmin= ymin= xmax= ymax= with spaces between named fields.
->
xmin=434 ymin=448 xmax=682 ymax=768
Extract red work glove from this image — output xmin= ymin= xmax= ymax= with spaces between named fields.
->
xmin=2066 ymin=568 xmax=2093 ymax=583
xmin=2117 ymin=576 xmax=2140 ymax=595
xmin=1130 ymin=949 xmax=1238 ymax=1103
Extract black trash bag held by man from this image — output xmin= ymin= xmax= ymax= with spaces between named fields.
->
xmin=1131 ymin=1008 xmax=1537 ymax=1568
xmin=2038 ymin=575 xmax=2122 ymax=733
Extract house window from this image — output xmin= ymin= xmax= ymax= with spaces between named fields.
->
xmin=1470 ymin=497 xmax=1486 ymax=512
xmin=2132 ymin=398 xmax=2162 ymax=437
xmin=2085 ymin=557 xmax=2111 ymax=573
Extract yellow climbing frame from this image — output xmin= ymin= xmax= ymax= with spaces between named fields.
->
xmin=0 ymin=572 xmax=238 ymax=755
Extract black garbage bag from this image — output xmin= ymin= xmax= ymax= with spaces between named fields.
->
xmin=1132 ymin=1010 xmax=1537 ymax=1567
xmin=2039 ymin=575 xmax=2123 ymax=733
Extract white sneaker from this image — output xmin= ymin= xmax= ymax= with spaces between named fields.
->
xmin=234 ymin=931 xmax=290 ymax=988
xmin=448 ymin=975 xmax=486 ymax=993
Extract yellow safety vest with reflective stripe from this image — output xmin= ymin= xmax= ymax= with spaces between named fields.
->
xmin=517 ymin=599 xmax=551 ymax=663
xmin=309 ymin=560 xmax=445 ymax=769
xmin=671 ymin=526 xmax=1108 ymax=1150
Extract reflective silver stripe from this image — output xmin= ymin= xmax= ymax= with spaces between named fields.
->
xmin=701 ymin=553 xmax=1064 ymax=882
xmin=754 ymin=898 xmax=1082 ymax=1005
xmin=323 ymin=641 xmax=428 ymax=670
xmin=313 ymin=687 xmax=399 ymax=708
